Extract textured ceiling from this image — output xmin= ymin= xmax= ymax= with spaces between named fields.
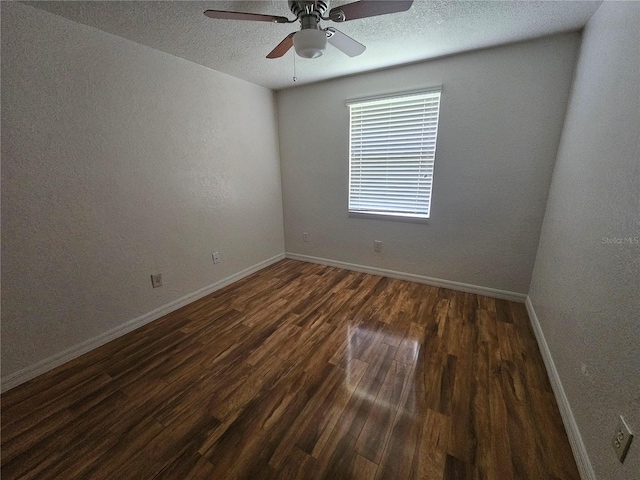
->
xmin=26 ymin=1 xmax=601 ymax=90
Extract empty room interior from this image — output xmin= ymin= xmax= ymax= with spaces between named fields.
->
xmin=1 ymin=1 xmax=638 ymax=479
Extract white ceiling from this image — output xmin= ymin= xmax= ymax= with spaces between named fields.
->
xmin=26 ymin=0 xmax=601 ymax=90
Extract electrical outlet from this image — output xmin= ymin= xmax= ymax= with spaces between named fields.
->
xmin=151 ymin=273 xmax=162 ymax=288
xmin=212 ymin=252 xmax=220 ymax=264
xmin=580 ymin=363 xmax=596 ymax=384
xmin=581 ymin=363 xmax=589 ymax=377
xmin=303 ymin=232 xmax=309 ymax=243
xmin=612 ymin=415 xmax=633 ymax=463
xmin=374 ymin=240 xmax=382 ymax=252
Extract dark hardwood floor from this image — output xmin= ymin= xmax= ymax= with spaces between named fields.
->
xmin=1 ymin=259 xmax=580 ymax=479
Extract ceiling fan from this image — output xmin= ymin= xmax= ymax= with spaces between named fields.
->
xmin=204 ymin=0 xmax=414 ymax=59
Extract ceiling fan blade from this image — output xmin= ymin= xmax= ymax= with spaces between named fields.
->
xmin=204 ymin=10 xmax=289 ymax=24
xmin=329 ymin=0 xmax=413 ymax=22
xmin=326 ymin=28 xmax=366 ymax=57
xmin=267 ymin=33 xmax=296 ymax=58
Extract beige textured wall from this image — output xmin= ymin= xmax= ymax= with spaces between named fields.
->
xmin=1 ymin=3 xmax=285 ymax=382
xmin=277 ymin=34 xmax=580 ymax=294
xmin=528 ymin=2 xmax=640 ymax=478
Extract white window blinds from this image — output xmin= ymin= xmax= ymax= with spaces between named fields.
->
xmin=348 ymin=89 xmax=442 ymax=219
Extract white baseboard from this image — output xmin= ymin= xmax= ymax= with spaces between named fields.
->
xmin=0 ymin=253 xmax=285 ymax=393
xmin=525 ymin=296 xmax=596 ymax=480
xmin=285 ymin=252 xmax=526 ymax=302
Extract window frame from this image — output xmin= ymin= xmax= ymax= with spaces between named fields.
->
xmin=346 ymin=88 xmax=442 ymax=223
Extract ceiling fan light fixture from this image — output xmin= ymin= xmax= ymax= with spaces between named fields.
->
xmin=293 ymin=29 xmax=327 ymax=58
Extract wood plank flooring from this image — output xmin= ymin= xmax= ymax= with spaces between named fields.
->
xmin=1 ymin=259 xmax=580 ymax=479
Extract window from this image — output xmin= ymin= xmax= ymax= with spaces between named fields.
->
xmin=347 ymin=89 xmax=442 ymax=220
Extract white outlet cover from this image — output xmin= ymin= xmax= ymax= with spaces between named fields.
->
xmin=151 ymin=273 xmax=162 ymax=288
xmin=612 ymin=415 xmax=633 ymax=463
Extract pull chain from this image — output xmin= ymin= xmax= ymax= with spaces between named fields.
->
xmin=293 ymin=52 xmax=298 ymax=82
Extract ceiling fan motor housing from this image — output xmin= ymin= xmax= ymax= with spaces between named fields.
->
xmin=289 ymin=1 xmax=329 ymax=17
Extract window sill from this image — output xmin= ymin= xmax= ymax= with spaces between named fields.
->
xmin=348 ymin=212 xmax=429 ymax=224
